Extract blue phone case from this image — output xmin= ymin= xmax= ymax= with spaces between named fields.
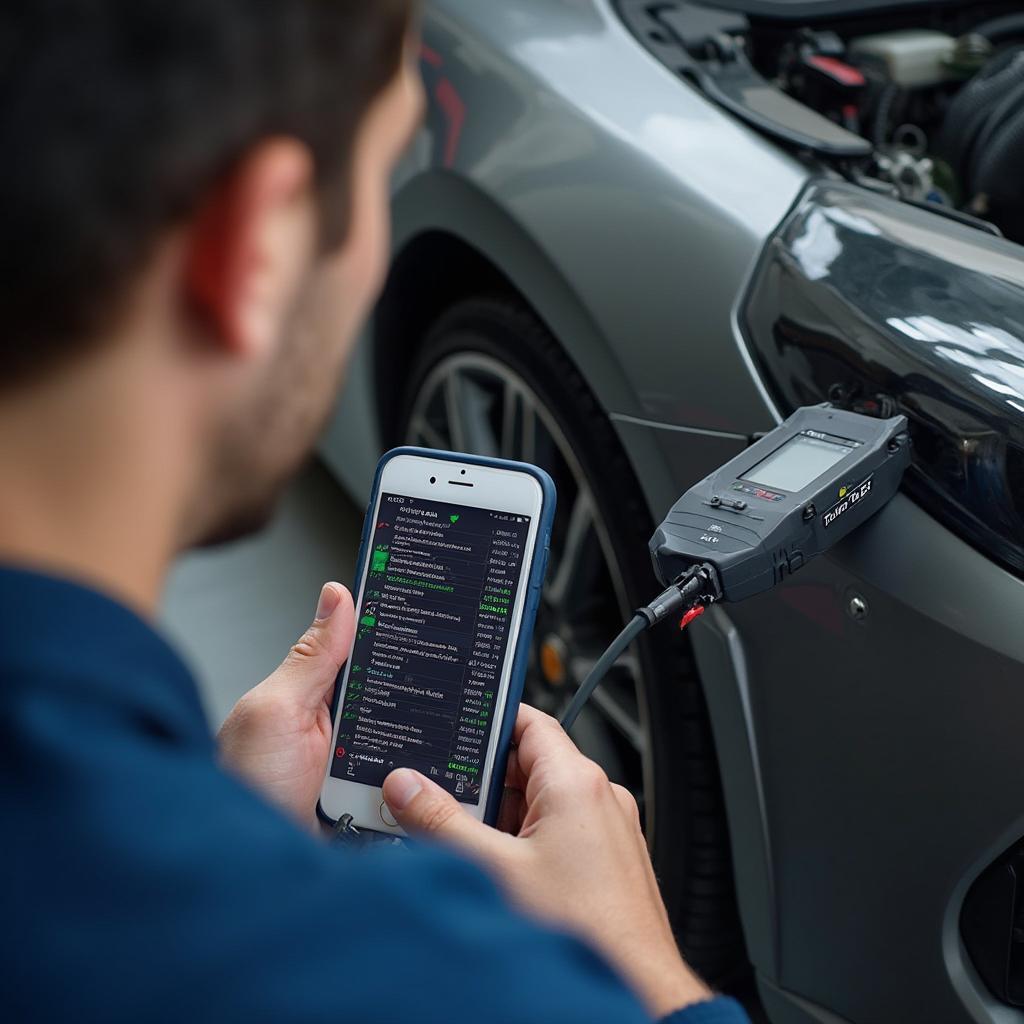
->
xmin=318 ymin=447 xmax=556 ymax=829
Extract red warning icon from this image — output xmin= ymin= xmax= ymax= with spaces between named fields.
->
xmin=335 ymin=746 xmax=346 ymax=759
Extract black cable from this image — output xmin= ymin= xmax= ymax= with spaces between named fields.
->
xmin=559 ymin=614 xmax=648 ymax=733
xmin=332 ymin=813 xmax=361 ymax=846
xmin=559 ymin=563 xmax=720 ymax=733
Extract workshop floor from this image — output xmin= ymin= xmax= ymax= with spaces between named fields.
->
xmin=160 ymin=460 xmax=363 ymax=727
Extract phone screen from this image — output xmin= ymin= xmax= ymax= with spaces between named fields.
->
xmin=329 ymin=493 xmax=533 ymax=805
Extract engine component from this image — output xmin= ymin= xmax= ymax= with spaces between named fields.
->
xmin=937 ymin=45 xmax=1024 ymax=242
xmin=695 ymin=35 xmax=870 ymax=158
xmin=617 ymin=0 xmax=871 ymax=158
xmin=849 ymin=29 xmax=956 ymax=88
xmin=875 ymin=146 xmax=939 ymax=203
xmin=796 ymin=53 xmax=866 ymax=107
xmin=947 ymin=33 xmax=995 ymax=79
xmin=782 ymin=30 xmax=867 ymax=134
xmin=619 ymin=0 xmax=1023 ymax=236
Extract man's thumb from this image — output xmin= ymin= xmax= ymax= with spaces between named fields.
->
xmin=273 ymin=582 xmax=355 ymax=705
xmin=383 ymin=768 xmax=504 ymax=858
xmin=290 ymin=582 xmax=354 ymax=660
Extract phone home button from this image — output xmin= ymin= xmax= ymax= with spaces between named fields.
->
xmin=379 ymin=800 xmax=399 ymax=828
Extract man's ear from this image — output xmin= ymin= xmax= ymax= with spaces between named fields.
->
xmin=185 ymin=139 xmax=317 ymax=359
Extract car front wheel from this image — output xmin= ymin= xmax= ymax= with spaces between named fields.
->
xmin=399 ymin=296 xmax=748 ymax=988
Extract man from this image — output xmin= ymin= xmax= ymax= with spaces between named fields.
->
xmin=0 ymin=3 xmax=747 ymax=1022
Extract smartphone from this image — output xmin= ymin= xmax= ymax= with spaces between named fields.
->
xmin=318 ymin=448 xmax=555 ymax=835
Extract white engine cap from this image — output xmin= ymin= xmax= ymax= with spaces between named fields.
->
xmin=850 ymin=29 xmax=956 ymax=88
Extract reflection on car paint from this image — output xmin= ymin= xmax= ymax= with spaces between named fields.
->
xmin=744 ymin=182 xmax=1024 ymax=575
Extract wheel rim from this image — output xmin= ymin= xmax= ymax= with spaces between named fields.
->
xmin=405 ymin=351 xmax=657 ymax=832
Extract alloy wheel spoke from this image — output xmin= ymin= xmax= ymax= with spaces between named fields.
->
xmin=569 ymin=651 xmax=641 ymax=689
xmin=444 ymin=374 xmax=468 ymax=452
xmin=590 ymin=688 xmax=647 ymax=754
xmin=500 ymin=385 xmax=519 ymax=461
xmin=410 ymin=415 xmax=448 ymax=452
xmin=547 ymin=488 xmax=597 ymax=610
xmin=520 ymin=391 xmax=538 ymax=465
xmin=567 ymin=650 xmax=644 ymax=750
xmin=466 ymin=374 xmax=503 ymax=456
xmin=406 ymin=350 xmax=651 ymax=811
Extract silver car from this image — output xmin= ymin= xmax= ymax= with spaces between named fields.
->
xmin=322 ymin=2 xmax=1024 ymax=1021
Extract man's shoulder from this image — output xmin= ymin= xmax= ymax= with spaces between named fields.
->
xmin=1 ymin=681 xmax=643 ymax=1024
xmin=0 ymin=564 xmax=211 ymax=744
xmin=0 ymin=567 xmax=649 ymax=1023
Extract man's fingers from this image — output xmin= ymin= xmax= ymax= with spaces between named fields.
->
xmin=269 ymin=582 xmax=355 ymax=709
xmin=384 ymin=705 xmax=607 ymax=847
xmin=383 ymin=769 xmax=508 ymax=859
xmin=512 ymin=704 xmax=578 ymax=764
xmin=512 ymin=704 xmax=591 ymax=789
xmin=512 ymin=702 xmax=553 ymax=744
xmin=610 ymin=783 xmax=642 ymax=828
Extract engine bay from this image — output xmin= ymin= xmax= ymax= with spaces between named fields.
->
xmin=617 ymin=1 xmax=1024 ymax=241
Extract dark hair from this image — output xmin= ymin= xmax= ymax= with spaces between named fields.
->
xmin=0 ymin=0 xmax=415 ymax=383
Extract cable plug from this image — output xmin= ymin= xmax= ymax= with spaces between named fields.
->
xmin=561 ymin=564 xmax=722 ymax=733
xmin=638 ymin=562 xmax=721 ymax=627
xmin=331 ymin=813 xmax=362 ymax=847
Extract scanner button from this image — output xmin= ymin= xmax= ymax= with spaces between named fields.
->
xmin=379 ymin=801 xmax=399 ymax=828
xmin=787 ymin=551 xmax=805 ymax=573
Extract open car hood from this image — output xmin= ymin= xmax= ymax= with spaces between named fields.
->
xmin=697 ymin=0 xmax=967 ymax=20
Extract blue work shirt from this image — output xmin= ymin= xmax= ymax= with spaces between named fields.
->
xmin=0 ymin=566 xmax=748 ymax=1023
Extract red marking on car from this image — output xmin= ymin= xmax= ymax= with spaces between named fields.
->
xmin=778 ymin=584 xmax=844 ymax=636
xmin=420 ymin=43 xmax=443 ymax=68
xmin=435 ymin=78 xmax=466 ymax=168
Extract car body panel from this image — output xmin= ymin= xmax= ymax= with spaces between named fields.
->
xmin=412 ymin=0 xmax=801 ymax=433
xmin=694 ymin=492 xmax=1024 ymax=1022
xmin=323 ymin=0 xmax=805 ymax=503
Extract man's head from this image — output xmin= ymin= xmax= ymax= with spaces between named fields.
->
xmin=0 ymin=1 xmax=423 ymax=546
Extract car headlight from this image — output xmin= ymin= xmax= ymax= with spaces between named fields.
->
xmin=743 ymin=182 xmax=1024 ymax=576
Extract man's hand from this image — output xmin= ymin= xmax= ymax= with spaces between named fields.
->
xmin=381 ymin=705 xmax=713 ymax=1019
xmin=219 ymin=582 xmax=354 ymax=830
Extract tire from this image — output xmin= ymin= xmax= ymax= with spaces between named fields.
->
xmin=397 ymin=296 xmax=749 ymax=989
